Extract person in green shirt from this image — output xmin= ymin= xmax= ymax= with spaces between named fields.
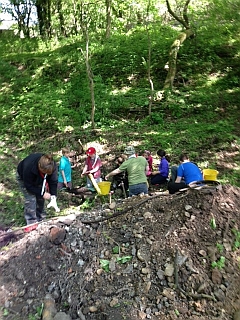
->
xmin=105 ymin=146 xmax=149 ymax=197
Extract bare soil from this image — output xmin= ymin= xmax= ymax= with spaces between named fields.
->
xmin=1 ymin=183 xmax=240 ymax=320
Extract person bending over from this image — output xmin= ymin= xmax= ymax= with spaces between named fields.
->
xmin=17 ymin=153 xmax=58 ymax=225
xmin=105 ymin=145 xmax=149 ymax=197
xmin=81 ymin=147 xmax=102 ymax=192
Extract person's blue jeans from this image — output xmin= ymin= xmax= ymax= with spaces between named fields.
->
xmin=17 ymin=173 xmax=46 ymax=225
xmin=129 ymin=182 xmax=148 ymax=197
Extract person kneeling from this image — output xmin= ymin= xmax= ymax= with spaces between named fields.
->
xmin=168 ymin=153 xmax=203 ymax=194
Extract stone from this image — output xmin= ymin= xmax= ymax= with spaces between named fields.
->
xmin=89 ymin=305 xmax=98 ymax=312
xmin=138 ymin=310 xmax=146 ymax=319
xmin=143 ymin=212 xmax=152 ymax=219
xmin=109 ymin=297 xmax=118 ymax=307
xmin=164 ymin=263 xmax=174 ymax=277
xmin=157 ymin=269 xmax=165 ymax=280
xmin=162 ymin=288 xmax=175 ymax=300
xmin=199 ymin=249 xmax=207 ymax=257
xmin=49 ymin=227 xmax=66 ymax=245
xmin=211 ymin=268 xmax=222 ymax=284
xmin=214 ymin=288 xmax=225 ymax=301
xmin=53 ymin=311 xmax=72 ymax=320
xmin=141 ymin=267 xmax=151 ymax=274
xmin=185 ymin=205 xmax=193 ymax=211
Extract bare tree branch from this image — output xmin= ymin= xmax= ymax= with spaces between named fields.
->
xmin=166 ymin=0 xmax=190 ymax=29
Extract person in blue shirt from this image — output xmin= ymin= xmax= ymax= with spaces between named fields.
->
xmin=58 ymin=148 xmax=72 ymax=190
xmin=168 ymin=153 xmax=203 ymax=194
xmin=151 ymin=149 xmax=169 ymax=185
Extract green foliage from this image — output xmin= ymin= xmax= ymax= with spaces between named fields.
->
xmin=100 ymin=259 xmax=110 ymax=272
xmin=211 ymin=256 xmax=225 ymax=270
xmin=116 ymin=256 xmax=132 ymax=264
xmin=2 ymin=307 xmax=9 ymax=316
xmin=216 ymin=243 xmax=224 ymax=253
xmin=210 ymin=218 xmax=217 ymax=230
xmin=100 ymin=255 xmax=132 ymax=272
xmin=232 ymin=229 xmax=240 ymax=251
xmin=112 ymin=246 xmax=120 ymax=254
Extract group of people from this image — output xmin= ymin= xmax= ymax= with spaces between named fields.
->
xmin=105 ymin=146 xmax=203 ymax=196
xmin=17 ymin=145 xmax=203 ymax=225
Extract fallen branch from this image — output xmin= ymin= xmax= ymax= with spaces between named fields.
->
xmin=80 ymin=192 xmax=188 ymax=224
xmin=81 ymin=194 xmax=167 ymax=224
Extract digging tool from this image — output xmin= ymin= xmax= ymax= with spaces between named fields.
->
xmin=88 ymin=173 xmax=102 ymax=195
xmin=120 ymin=180 xmax=127 ymax=198
xmin=41 ymin=174 xmax=47 ymax=196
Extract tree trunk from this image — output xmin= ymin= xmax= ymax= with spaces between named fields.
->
xmin=105 ymin=0 xmax=111 ymax=38
xmin=164 ymin=29 xmax=193 ymax=90
xmin=146 ymin=0 xmax=154 ymax=115
xmin=81 ymin=29 xmax=96 ymax=129
xmin=57 ymin=0 xmax=66 ymax=36
xmin=156 ymin=0 xmax=193 ymax=96
xmin=36 ymin=0 xmax=51 ymax=37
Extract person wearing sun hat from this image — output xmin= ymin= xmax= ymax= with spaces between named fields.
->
xmin=105 ymin=145 xmax=149 ymax=196
xmin=81 ymin=147 xmax=102 ymax=191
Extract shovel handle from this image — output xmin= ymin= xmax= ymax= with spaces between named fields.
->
xmin=88 ymin=173 xmax=102 ymax=195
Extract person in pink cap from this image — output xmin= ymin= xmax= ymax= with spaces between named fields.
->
xmin=81 ymin=147 xmax=102 ymax=192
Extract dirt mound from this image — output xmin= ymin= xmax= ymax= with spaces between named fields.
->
xmin=1 ymin=184 xmax=240 ymax=320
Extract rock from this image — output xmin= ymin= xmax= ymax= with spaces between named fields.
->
xmin=109 ymin=202 xmax=116 ymax=210
xmin=185 ymin=205 xmax=193 ymax=211
xmin=109 ymin=297 xmax=118 ymax=307
xmin=49 ymin=227 xmax=66 ymax=245
xmin=89 ymin=305 xmax=98 ymax=312
xmin=214 ymin=288 xmax=225 ymax=301
xmin=58 ymin=214 xmax=76 ymax=225
xmin=207 ymin=246 xmax=217 ymax=262
xmin=42 ymin=294 xmax=57 ymax=320
xmin=145 ymin=281 xmax=151 ymax=293
xmin=162 ymin=288 xmax=175 ymax=300
xmin=137 ymin=245 xmax=150 ymax=262
xmin=138 ymin=310 xmax=146 ymax=319
xmin=96 ymin=268 xmax=103 ymax=275
xmin=53 ymin=311 xmax=72 ymax=320
xmin=164 ymin=263 xmax=174 ymax=277
xmin=109 ymin=258 xmax=116 ymax=271
xmin=223 ymin=242 xmax=232 ymax=251
xmin=211 ymin=268 xmax=222 ymax=284
xmin=190 ymin=214 xmax=196 ymax=221
xmin=197 ymin=282 xmax=207 ymax=293
xmin=157 ymin=269 xmax=165 ymax=280
xmin=143 ymin=212 xmax=152 ymax=219
xmin=199 ymin=249 xmax=207 ymax=257
xmin=141 ymin=267 xmax=151 ymax=274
